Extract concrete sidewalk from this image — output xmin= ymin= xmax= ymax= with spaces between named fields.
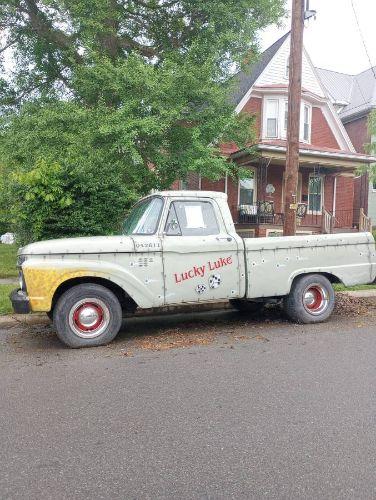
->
xmin=0 ymin=278 xmax=17 ymax=285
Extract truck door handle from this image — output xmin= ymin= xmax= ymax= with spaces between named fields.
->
xmin=216 ymin=236 xmax=233 ymax=242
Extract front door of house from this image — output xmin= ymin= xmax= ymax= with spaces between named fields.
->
xmin=161 ymin=198 xmax=243 ymax=305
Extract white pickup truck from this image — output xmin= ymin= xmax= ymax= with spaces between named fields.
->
xmin=11 ymin=191 xmax=376 ymax=347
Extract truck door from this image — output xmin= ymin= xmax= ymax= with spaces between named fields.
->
xmin=161 ymin=198 xmax=243 ymax=305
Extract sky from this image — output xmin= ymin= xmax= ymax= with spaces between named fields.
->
xmin=260 ymin=0 xmax=376 ymax=75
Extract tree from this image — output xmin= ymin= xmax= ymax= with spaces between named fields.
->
xmin=0 ymin=0 xmax=285 ymax=243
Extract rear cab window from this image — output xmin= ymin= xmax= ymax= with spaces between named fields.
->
xmin=164 ymin=200 xmax=219 ymax=236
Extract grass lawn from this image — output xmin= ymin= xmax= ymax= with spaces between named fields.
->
xmin=334 ymin=283 xmax=376 ymax=292
xmin=0 ymin=244 xmax=18 ymax=278
xmin=0 ymin=284 xmax=14 ymax=315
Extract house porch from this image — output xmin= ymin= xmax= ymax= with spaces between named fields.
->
xmin=197 ymin=157 xmax=371 ymax=237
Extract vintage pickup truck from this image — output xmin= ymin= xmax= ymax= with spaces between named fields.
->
xmin=11 ymin=191 xmax=376 ymax=347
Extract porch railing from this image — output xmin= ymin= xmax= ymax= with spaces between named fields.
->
xmin=232 ymin=204 xmax=371 ymax=232
xmin=359 ymin=208 xmax=372 ymax=232
xmin=322 ymin=209 xmax=334 ymax=234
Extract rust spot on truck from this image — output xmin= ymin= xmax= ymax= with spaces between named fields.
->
xmin=23 ymin=268 xmax=105 ymax=311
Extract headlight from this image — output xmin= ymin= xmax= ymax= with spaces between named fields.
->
xmin=18 ymin=271 xmax=26 ymax=291
xmin=17 ymin=255 xmax=27 ymax=268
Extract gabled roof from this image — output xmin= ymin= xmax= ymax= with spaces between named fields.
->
xmin=317 ymin=66 xmax=376 ymax=121
xmin=230 ymin=32 xmax=290 ymax=106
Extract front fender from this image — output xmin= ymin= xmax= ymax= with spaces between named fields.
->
xmin=22 ymin=258 xmax=162 ymax=312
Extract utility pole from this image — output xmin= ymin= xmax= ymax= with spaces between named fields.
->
xmin=283 ymin=0 xmax=305 ymax=236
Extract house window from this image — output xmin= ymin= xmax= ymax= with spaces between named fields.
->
xmin=308 ymin=175 xmax=324 ymax=213
xmin=265 ymin=99 xmax=279 ymax=138
xmin=372 ymin=180 xmax=376 ymax=192
xmin=239 ymin=174 xmax=256 ymax=205
xmin=303 ymin=105 xmax=310 ymax=141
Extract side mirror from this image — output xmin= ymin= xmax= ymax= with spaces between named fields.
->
xmin=165 ymin=219 xmax=181 ymax=235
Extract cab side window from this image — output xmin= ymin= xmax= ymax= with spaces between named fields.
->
xmin=165 ymin=201 xmax=219 ymax=236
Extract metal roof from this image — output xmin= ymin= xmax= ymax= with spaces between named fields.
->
xmin=317 ymin=67 xmax=376 ymax=121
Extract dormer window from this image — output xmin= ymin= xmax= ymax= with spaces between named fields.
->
xmin=265 ymin=99 xmax=279 ymax=138
xmin=303 ymin=104 xmax=310 ymax=142
xmin=263 ymin=97 xmax=311 ymax=143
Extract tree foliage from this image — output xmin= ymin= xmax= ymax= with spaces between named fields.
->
xmin=0 ymin=0 xmax=284 ymax=242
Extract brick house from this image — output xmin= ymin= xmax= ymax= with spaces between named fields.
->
xmin=182 ymin=33 xmax=375 ymax=237
xmin=317 ymin=66 xmax=376 ymax=226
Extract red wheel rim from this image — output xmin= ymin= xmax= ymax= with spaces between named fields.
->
xmin=305 ymin=287 xmax=323 ymax=311
xmin=303 ymin=284 xmax=329 ymax=315
xmin=72 ymin=302 xmax=104 ymax=332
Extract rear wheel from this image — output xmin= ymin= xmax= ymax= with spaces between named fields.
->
xmin=283 ymin=274 xmax=335 ymax=324
xmin=53 ymin=284 xmax=122 ymax=348
xmin=230 ymin=299 xmax=264 ymax=313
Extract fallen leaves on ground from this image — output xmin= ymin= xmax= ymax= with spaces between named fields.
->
xmin=335 ymin=293 xmax=374 ymax=317
xmin=128 ymin=327 xmax=216 ymax=351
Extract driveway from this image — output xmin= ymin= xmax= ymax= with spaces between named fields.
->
xmin=1 ymin=297 xmax=376 ymax=499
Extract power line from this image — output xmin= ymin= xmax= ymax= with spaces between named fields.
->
xmin=350 ymin=0 xmax=376 ymax=80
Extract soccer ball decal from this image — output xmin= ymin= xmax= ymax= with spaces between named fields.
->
xmin=209 ymin=274 xmax=221 ymax=289
xmin=195 ymin=284 xmax=207 ymax=294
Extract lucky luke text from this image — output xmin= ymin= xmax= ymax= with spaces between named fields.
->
xmin=174 ymin=256 xmax=233 ymax=284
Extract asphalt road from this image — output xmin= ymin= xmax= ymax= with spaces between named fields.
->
xmin=1 ymin=302 xmax=376 ymax=500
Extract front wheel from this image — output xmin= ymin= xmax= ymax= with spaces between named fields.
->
xmin=283 ymin=274 xmax=335 ymax=324
xmin=53 ymin=284 xmax=122 ymax=348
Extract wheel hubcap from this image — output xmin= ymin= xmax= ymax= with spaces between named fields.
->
xmin=303 ymin=285 xmax=329 ymax=315
xmin=74 ymin=304 xmax=103 ymax=331
xmin=69 ymin=298 xmax=110 ymax=338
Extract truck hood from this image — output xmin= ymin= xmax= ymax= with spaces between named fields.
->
xmin=19 ymin=235 xmax=136 ymax=256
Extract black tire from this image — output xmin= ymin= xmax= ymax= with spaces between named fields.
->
xmin=230 ymin=299 xmax=264 ymax=313
xmin=53 ymin=283 xmax=122 ymax=348
xmin=283 ymin=274 xmax=335 ymax=324
xmin=46 ymin=310 xmax=53 ymax=321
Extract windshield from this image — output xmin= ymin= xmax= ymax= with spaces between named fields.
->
xmin=123 ymin=197 xmax=163 ymax=235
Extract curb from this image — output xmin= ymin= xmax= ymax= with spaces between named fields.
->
xmin=339 ymin=290 xmax=376 ymax=298
xmin=0 ymin=279 xmax=18 ymax=285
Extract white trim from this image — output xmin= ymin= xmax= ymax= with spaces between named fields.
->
xmin=198 ymin=174 xmax=202 ymax=190
xmin=307 ymin=173 xmax=325 ymax=215
xmin=333 ymin=176 xmax=337 ymax=216
xmin=224 ymin=174 xmax=228 ymax=194
xmin=307 ymin=48 xmax=355 ymax=152
xmin=257 ymin=143 xmax=376 ymax=163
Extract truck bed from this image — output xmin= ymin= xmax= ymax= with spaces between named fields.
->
xmin=243 ymin=232 xmax=376 ymax=299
